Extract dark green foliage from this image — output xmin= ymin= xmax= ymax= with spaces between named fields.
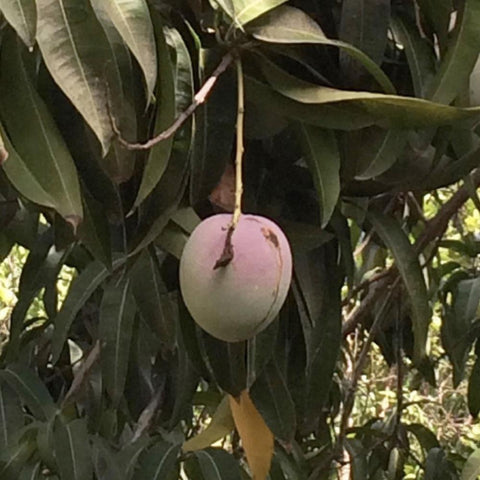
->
xmin=0 ymin=0 xmax=479 ymax=479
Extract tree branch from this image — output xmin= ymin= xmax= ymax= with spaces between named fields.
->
xmin=110 ymin=52 xmax=235 ymax=151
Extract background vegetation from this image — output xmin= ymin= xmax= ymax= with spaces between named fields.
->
xmin=0 ymin=0 xmax=480 ymax=479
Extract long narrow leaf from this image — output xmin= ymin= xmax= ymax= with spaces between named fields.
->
xmin=369 ymin=210 xmax=431 ymax=364
xmin=99 ymin=277 xmax=136 ymax=406
xmin=36 ymin=0 xmax=122 ymax=154
xmin=0 ymin=34 xmax=83 ymax=225
xmin=0 ymin=0 xmax=36 ymax=47
xmin=98 ymin=0 xmax=157 ymax=101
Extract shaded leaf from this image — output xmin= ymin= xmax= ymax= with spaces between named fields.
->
xmin=190 ymin=48 xmax=236 ymax=205
xmin=99 ymin=277 xmax=136 ymax=406
xmin=133 ymin=441 xmax=180 ymax=480
xmin=183 ymin=396 xmax=234 ymax=452
xmin=250 ymin=361 xmax=296 ymax=443
xmin=0 ymin=0 xmax=36 ymax=48
xmin=427 ymin=0 xmax=480 ymax=104
xmin=247 ymin=5 xmax=395 ymax=94
xmin=390 ymin=15 xmax=436 ymax=98
xmin=53 ymin=418 xmax=93 ymax=480
xmin=0 ymin=364 xmax=56 ymax=420
xmin=405 ymin=424 xmax=439 ymax=454
xmin=130 ymin=250 xmax=175 ymax=347
xmin=442 ymin=277 xmax=480 ymax=386
xmin=468 ymin=343 xmax=480 ymax=417
xmin=295 ymin=124 xmax=340 ymax=227
xmin=52 ymin=258 xmax=125 ymax=363
xmin=133 ymin=15 xmax=175 ymax=207
xmin=339 ymin=0 xmax=390 ymax=87
xmin=424 ymin=448 xmax=458 ymax=480
xmin=0 ymin=382 xmax=23 ymax=450
xmin=99 ymin=0 xmax=157 ymax=101
xmin=19 ymin=462 xmax=42 ymax=480
xmin=36 ymin=0 xmax=122 ymax=154
xmin=369 ymin=210 xmax=431 ymax=364
xmin=0 ymin=35 xmax=83 ymax=224
xmin=229 ymin=389 xmax=274 ymax=480
xmin=0 ymin=437 xmax=36 ymax=480
xmin=195 ymin=448 xmax=242 ymax=480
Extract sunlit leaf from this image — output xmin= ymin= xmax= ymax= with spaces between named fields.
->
xmin=0 ymin=0 xmax=36 ymax=48
xmin=229 ymin=389 xmax=274 ymax=480
xmin=462 ymin=448 xmax=480 ymax=480
xmin=0 ymin=34 xmax=83 ymax=225
xmin=219 ymin=0 xmax=287 ymax=27
xmin=183 ymin=396 xmax=234 ymax=452
xmin=247 ymin=5 xmax=395 ymax=94
xmin=259 ymin=57 xmax=480 ymax=129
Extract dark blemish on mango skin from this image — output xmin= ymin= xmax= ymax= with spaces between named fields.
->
xmin=261 ymin=227 xmax=279 ymax=248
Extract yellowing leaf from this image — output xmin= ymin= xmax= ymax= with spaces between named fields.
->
xmin=229 ymin=390 xmax=274 ymax=480
xmin=183 ymin=396 xmax=235 ymax=452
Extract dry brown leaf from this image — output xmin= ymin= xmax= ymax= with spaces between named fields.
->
xmin=229 ymin=389 xmax=274 ymax=480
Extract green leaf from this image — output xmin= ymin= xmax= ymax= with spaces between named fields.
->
xmin=222 ymin=0 xmax=288 ymax=27
xmin=250 ymin=361 xmax=296 ymax=443
xmin=462 ymin=448 xmax=480 ymax=480
xmin=368 ymin=210 xmax=431 ymax=364
xmin=0 ymin=438 xmax=36 ymax=480
xmin=339 ymin=0 xmax=390 ymax=87
xmin=133 ymin=441 xmax=180 ymax=480
xmin=427 ymin=0 xmax=480 ymax=104
xmin=442 ymin=277 xmax=480 ymax=386
xmin=90 ymin=0 xmax=137 ymax=184
xmin=194 ymin=448 xmax=242 ymax=480
xmin=354 ymin=128 xmax=408 ymax=180
xmin=405 ymin=424 xmax=439 ymax=454
xmin=36 ymin=0 xmax=121 ymax=154
xmin=258 ymin=57 xmax=480 ymax=129
xmin=199 ymin=333 xmax=247 ymax=397
xmin=425 ymin=448 xmax=458 ymax=480
xmin=91 ymin=436 xmax=125 ymax=480
xmin=468 ymin=343 xmax=480 ymax=417
xmin=77 ymin=189 xmax=112 ymax=269
xmin=183 ymin=396 xmax=234 ymax=452
xmin=416 ymin=0 xmax=453 ymax=55
xmin=52 ymin=258 xmax=125 ymax=363
xmin=19 ymin=462 xmax=42 ymax=480
xmin=296 ymin=124 xmax=340 ymax=227
xmin=0 ymin=364 xmax=56 ymax=420
xmin=0 ymin=35 xmax=83 ymax=225
xmin=53 ymin=418 xmax=93 ymax=480
xmin=190 ymin=48 xmax=237 ymax=205
xmin=130 ymin=250 xmax=175 ymax=348
xmin=97 ymin=0 xmax=157 ymax=102
xmin=0 ymin=382 xmax=23 ymax=450
xmin=0 ymin=0 xmax=36 ymax=48
xmin=247 ymin=5 xmax=395 ymax=94
xmin=390 ymin=15 xmax=436 ymax=98
xmin=99 ymin=277 xmax=136 ymax=406
xmin=133 ymin=17 xmax=175 ymax=207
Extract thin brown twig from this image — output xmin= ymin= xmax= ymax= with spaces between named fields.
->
xmin=110 ymin=52 xmax=235 ymax=151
